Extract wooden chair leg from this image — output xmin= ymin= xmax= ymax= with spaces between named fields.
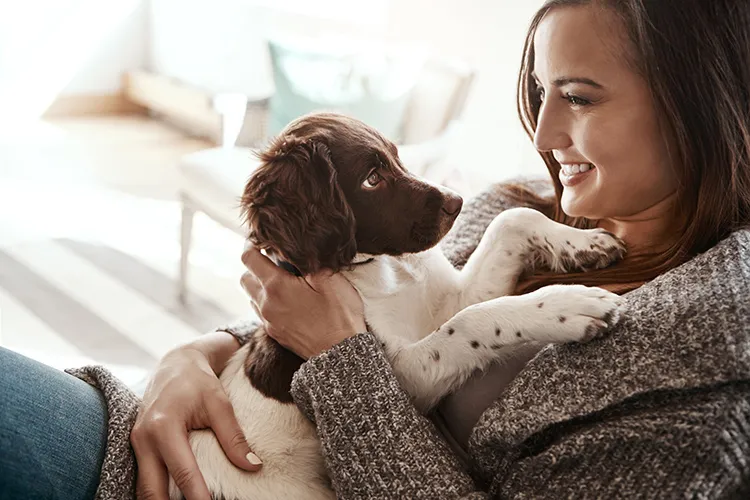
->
xmin=178 ymin=196 xmax=195 ymax=305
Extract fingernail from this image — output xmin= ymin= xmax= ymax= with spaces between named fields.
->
xmin=246 ymin=452 xmax=263 ymax=465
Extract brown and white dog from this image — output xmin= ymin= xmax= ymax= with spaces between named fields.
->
xmin=169 ymin=112 xmax=625 ymax=500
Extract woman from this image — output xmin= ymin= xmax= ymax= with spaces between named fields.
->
xmin=1 ymin=0 xmax=748 ymax=498
xmin=132 ymin=0 xmax=750 ymax=498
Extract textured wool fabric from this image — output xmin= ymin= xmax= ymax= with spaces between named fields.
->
xmin=65 ymin=178 xmax=750 ymax=499
xmin=64 ymin=365 xmax=140 ymax=499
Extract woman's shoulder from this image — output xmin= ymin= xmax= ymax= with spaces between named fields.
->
xmin=472 ymin=227 xmax=750 ymax=453
xmin=652 ymin=226 xmax=749 ymax=300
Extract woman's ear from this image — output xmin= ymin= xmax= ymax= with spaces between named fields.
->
xmin=240 ymin=138 xmax=357 ymax=275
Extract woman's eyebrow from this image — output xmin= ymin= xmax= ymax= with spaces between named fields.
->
xmin=531 ymin=72 xmax=604 ymax=89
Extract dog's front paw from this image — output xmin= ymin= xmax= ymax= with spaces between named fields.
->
xmin=522 ymin=284 xmax=624 ymax=343
xmin=544 ymin=227 xmax=627 ymax=272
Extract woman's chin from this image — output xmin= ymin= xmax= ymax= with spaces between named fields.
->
xmin=561 ymin=190 xmax=595 ymax=218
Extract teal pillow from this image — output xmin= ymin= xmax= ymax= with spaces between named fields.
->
xmin=266 ymin=36 xmax=425 ymax=142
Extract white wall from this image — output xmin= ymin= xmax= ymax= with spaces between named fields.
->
xmin=61 ymin=0 xmax=149 ymax=95
xmin=0 ymin=0 xmax=148 ymax=121
xmin=385 ymin=0 xmax=548 ymax=189
xmin=149 ymin=0 xmax=390 ymax=99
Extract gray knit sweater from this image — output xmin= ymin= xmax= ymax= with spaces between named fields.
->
xmin=67 ymin=179 xmax=750 ymax=499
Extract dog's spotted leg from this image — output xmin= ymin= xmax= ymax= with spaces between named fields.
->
xmin=386 ymin=284 xmax=623 ymax=413
xmin=458 ymin=208 xmax=626 ymax=307
xmin=520 ymin=214 xmax=627 ymax=275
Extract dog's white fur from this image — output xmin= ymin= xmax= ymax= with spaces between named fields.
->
xmin=169 ymin=207 xmax=624 ymax=500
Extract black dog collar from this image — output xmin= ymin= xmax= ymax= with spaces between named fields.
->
xmin=276 ymin=257 xmax=375 ymax=277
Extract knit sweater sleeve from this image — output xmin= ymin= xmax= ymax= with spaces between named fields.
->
xmin=491 ymin=381 xmax=750 ymax=499
xmin=215 ymin=318 xmax=262 ymax=346
xmin=290 ymin=331 xmax=489 ymax=499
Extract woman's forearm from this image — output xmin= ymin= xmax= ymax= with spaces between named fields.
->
xmin=291 ymin=332 xmax=487 ymax=499
xmin=179 ymin=319 xmax=261 ymax=375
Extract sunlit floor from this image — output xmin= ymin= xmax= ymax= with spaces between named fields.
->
xmin=0 ymin=115 xmax=253 ymax=387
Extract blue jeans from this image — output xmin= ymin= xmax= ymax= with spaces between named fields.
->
xmin=0 ymin=347 xmax=107 ymax=499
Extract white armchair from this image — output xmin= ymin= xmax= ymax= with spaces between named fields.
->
xmin=176 ymin=56 xmax=475 ymax=303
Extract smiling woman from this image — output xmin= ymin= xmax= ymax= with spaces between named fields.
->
xmin=531 ymin=5 xmax=678 ymax=226
xmin=512 ymin=0 xmax=750 ymax=296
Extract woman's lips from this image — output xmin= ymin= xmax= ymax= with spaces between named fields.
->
xmin=559 ymin=166 xmax=595 ymax=187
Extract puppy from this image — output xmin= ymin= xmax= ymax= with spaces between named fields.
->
xmin=169 ymin=112 xmax=625 ymax=500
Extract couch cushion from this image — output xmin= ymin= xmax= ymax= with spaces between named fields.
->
xmin=266 ymin=35 xmax=425 ymax=142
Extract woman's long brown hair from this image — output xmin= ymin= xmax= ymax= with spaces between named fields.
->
xmin=512 ymin=0 xmax=750 ymax=295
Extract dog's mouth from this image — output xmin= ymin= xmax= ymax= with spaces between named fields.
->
xmin=440 ymin=207 xmax=461 ymax=234
xmin=407 ymin=210 xmax=460 ymax=252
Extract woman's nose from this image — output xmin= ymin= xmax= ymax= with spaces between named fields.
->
xmin=533 ymin=102 xmax=573 ymax=152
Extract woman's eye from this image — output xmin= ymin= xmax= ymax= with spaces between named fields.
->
xmin=565 ymin=93 xmax=590 ymax=106
xmin=363 ymin=170 xmax=382 ymax=188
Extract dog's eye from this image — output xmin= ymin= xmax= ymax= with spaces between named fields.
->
xmin=363 ymin=170 xmax=382 ymax=189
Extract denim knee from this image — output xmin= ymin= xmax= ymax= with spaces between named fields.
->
xmin=0 ymin=347 xmax=107 ymax=500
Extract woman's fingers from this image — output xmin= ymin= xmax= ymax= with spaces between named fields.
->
xmin=157 ymin=429 xmax=212 ymax=500
xmin=204 ymin=389 xmax=263 ymax=472
xmin=241 ymin=244 xmax=282 ymax=282
xmin=240 ymin=272 xmax=267 ymax=324
xmin=133 ymin=446 xmax=170 ymax=500
xmin=240 ymin=271 xmax=261 ymax=298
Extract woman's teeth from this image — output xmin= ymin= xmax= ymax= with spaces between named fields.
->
xmin=561 ymin=163 xmax=594 ymax=175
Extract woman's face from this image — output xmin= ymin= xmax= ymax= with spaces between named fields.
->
xmin=532 ymin=5 xmax=678 ymax=220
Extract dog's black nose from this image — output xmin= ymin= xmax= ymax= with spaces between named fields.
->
xmin=441 ymin=195 xmax=463 ymax=216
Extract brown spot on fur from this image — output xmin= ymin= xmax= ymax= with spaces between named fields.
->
xmin=574 ymin=249 xmax=609 ymax=269
xmin=537 ymin=302 xmax=544 ymax=308
xmin=471 ymin=340 xmax=480 ymax=349
xmin=559 ymin=249 xmax=576 ymax=270
xmin=495 ymin=327 xmax=501 ymax=336
xmin=244 ymin=328 xmax=304 ymax=404
xmin=584 ymin=322 xmax=602 ymax=340
xmin=559 ymin=315 xmax=567 ymax=323
xmin=448 ymin=327 xmax=455 ymax=335
xmin=431 ymin=351 xmax=440 ymax=361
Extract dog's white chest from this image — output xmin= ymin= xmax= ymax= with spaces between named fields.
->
xmin=345 ymin=248 xmax=462 ymax=345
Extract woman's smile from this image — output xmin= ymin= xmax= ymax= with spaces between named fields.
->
xmin=558 ymin=163 xmax=596 ymax=187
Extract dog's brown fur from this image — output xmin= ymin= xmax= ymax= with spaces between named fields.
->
xmin=240 ymin=112 xmax=462 ymax=275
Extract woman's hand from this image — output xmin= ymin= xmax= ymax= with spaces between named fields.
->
xmin=240 ymin=244 xmax=367 ymax=360
xmin=130 ymin=339 xmax=262 ymax=500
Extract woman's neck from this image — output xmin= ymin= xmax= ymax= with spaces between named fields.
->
xmin=595 ymin=191 xmax=682 ymax=257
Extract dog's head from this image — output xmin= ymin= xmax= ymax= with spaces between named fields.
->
xmin=240 ymin=112 xmax=463 ymax=275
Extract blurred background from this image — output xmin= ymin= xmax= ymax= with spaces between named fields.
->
xmin=0 ymin=0 xmax=547 ymax=387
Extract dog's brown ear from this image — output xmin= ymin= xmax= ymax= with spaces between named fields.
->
xmin=241 ymin=137 xmax=357 ymax=275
